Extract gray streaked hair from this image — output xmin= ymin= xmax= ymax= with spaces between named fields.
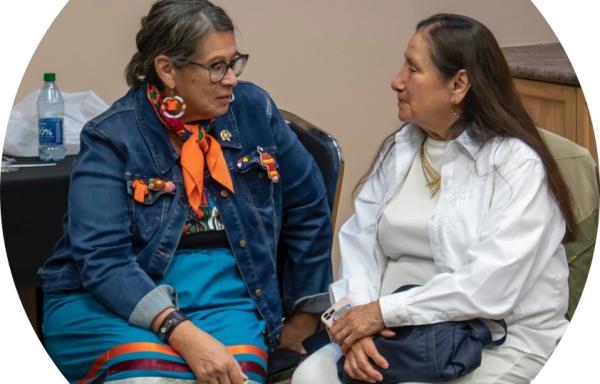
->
xmin=125 ymin=0 xmax=234 ymax=88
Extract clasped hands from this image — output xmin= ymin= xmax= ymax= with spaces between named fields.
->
xmin=328 ymin=300 xmax=396 ymax=384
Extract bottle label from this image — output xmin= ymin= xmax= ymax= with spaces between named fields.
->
xmin=38 ymin=117 xmax=64 ymax=145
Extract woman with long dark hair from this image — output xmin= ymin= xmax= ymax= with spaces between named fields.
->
xmin=293 ymin=13 xmax=573 ymax=384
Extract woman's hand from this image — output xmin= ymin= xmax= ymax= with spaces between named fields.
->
xmin=343 ymin=335 xmax=392 ymax=383
xmin=329 ymin=301 xmax=386 ymax=353
xmin=168 ymin=321 xmax=247 ymax=384
xmin=279 ymin=311 xmax=320 ymax=354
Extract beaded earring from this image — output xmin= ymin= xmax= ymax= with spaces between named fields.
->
xmin=160 ymin=90 xmax=186 ymax=119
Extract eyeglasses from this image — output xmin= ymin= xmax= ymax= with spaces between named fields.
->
xmin=188 ymin=53 xmax=249 ymax=83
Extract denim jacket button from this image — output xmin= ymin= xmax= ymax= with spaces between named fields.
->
xmin=220 ymin=190 xmax=229 ymax=198
xmin=255 ymin=288 xmax=263 ymax=297
xmin=239 ymin=239 xmax=247 ymax=248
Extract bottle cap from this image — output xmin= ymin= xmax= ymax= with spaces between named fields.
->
xmin=43 ymin=72 xmax=56 ymax=81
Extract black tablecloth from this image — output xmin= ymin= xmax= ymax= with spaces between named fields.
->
xmin=1 ymin=155 xmax=76 ymax=288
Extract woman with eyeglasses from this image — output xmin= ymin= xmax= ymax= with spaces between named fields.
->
xmin=38 ymin=1 xmax=332 ymax=383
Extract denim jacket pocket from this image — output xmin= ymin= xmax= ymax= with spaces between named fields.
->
xmin=231 ymin=146 xmax=277 ymax=208
xmin=125 ymin=174 xmax=176 ymax=244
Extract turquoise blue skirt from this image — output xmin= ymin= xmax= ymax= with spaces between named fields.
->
xmin=43 ymin=248 xmax=268 ymax=383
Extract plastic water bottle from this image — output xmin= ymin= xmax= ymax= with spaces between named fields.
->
xmin=37 ymin=72 xmax=66 ymax=161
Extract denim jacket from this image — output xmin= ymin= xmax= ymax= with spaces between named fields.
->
xmin=39 ymin=82 xmax=333 ymax=348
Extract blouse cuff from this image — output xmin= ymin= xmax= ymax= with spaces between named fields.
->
xmin=379 ymin=292 xmax=409 ymax=328
xmin=128 ymin=284 xmax=178 ymax=329
xmin=328 ymin=279 xmax=348 ymax=304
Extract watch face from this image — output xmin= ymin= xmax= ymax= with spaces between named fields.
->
xmin=332 ymin=304 xmax=351 ymax=323
xmin=321 ymin=297 xmax=353 ymax=328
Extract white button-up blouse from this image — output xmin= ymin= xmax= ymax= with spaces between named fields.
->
xmin=330 ymin=123 xmax=569 ymax=359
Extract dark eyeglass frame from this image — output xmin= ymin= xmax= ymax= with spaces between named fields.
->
xmin=188 ymin=53 xmax=249 ymax=83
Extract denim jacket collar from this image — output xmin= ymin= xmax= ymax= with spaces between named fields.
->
xmin=133 ymin=85 xmax=243 ymax=174
xmin=133 ymin=85 xmax=179 ymax=175
xmin=212 ymin=105 xmax=242 ymax=151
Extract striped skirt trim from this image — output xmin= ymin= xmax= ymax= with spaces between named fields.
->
xmin=78 ymin=342 xmax=268 ymax=383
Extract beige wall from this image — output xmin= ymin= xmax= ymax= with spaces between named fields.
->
xmin=16 ymin=0 xmax=557 ymax=269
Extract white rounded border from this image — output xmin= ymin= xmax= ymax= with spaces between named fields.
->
xmin=531 ymin=0 xmax=599 ymax=381
xmin=0 ymin=1 xmax=68 ymax=382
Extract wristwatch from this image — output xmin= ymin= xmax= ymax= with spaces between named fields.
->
xmin=157 ymin=310 xmax=190 ymax=342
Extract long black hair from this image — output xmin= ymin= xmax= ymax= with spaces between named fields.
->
xmin=356 ymin=13 xmax=575 ymax=241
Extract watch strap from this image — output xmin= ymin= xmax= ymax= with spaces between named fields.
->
xmin=157 ymin=310 xmax=189 ymax=342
